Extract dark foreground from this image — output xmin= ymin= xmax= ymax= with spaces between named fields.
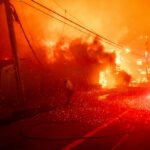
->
xmin=1 ymin=86 xmax=150 ymax=150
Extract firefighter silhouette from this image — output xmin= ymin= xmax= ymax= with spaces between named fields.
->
xmin=65 ymin=79 xmax=73 ymax=105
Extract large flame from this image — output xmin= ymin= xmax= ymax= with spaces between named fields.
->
xmin=1 ymin=0 xmax=149 ymax=88
xmin=99 ymin=68 xmax=116 ymax=89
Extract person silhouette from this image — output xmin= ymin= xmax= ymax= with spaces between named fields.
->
xmin=64 ymin=79 xmax=73 ymax=106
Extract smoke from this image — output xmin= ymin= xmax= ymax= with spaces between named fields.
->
xmin=2 ymin=0 xmax=150 ymax=50
xmin=1 ymin=0 xmax=136 ymax=94
xmin=2 ymin=0 xmax=150 ymax=54
xmin=42 ymin=37 xmax=117 ymax=87
xmin=8 ymin=0 xmax=149 ymax=82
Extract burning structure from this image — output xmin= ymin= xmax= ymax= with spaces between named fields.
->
xmin=0 ymin=0 xmax=133 ymax=103
xmin=0 ymin=36 xmax=132 ymax=102
xmin=44 ymin=37 xmax=131 ymax=88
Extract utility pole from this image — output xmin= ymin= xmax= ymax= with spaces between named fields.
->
xmin=2 ymin=0 xmax=25 ymax=103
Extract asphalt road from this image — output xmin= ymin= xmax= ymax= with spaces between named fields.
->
xmin=63 ymin=109 xmax=150 ymax=150
xmin=1 ymin=87 xmax=150 ymax=150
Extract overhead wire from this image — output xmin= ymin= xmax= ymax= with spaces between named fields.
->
xmin=17 ymin=1 xmax=124 ymax=48
xmin=52 ymin=0 xmax=85 ymax=25
xmin=56 ymin=5 xmax=67 ymax=38
xmin=19 ymin=1 xmax=93 ymax=37
xmin=31 ymin=0 xmax=145 ymax=57
xmin=16 ymin=0 xmax=144 ymax=58
xmin=51 ymin=0 xmax=92 ymax=38
xmin=19 ymin=1 xmax=124 ymax=48
xmin=48 ymin=0 xmax=68 ymax=38
xmin=12 ymin=4 xmax=44 ymax=68
xmin=31 ymin=0 xmax=125 ymax=49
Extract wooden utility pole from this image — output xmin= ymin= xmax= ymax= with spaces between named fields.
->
xmin=2 ymin=0 xmax=25 ymax=103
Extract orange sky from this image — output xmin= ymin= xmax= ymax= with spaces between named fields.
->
xmin=10 ymin=0 xmax=149 ymax=50
xmin=1 ymin=0 xmax=150 ymax=80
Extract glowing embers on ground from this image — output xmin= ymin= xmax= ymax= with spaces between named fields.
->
xmin=124 ymin=93 xmax=150 ymax=111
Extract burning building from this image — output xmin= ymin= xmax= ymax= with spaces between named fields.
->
xmin=0 ymin=0 xmax=134 ymax=103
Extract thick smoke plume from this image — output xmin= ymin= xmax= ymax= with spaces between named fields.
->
xmin=44 ymin=37 xmax=116 ymax=86
xmin=1 ymin=36 xmax=131 ymax=101
xmin=0 ymin=0 xmax=134 ymax=101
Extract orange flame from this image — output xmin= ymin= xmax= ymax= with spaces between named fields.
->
xmin=99 ymin=68 xmax=116 ymax=88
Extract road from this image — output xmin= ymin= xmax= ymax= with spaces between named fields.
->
xmin=63 ymin=109 xmax=150 ymax=150
xmin=1 ymin=86 xmax=150 ymax=150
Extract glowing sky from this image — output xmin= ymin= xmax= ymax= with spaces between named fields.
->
xmin=0 ymin=0 xmax=150 ymax=81
xmin=10 ymin=0 xmax=150 ymax=46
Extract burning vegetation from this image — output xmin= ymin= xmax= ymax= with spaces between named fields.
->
xmin=42 ymin=36 xmax=131 ymax=89
xmin=0 ymin=0 xmax=134 ymax=102
xmin=1 ymin=36 xmax=132 ymax=101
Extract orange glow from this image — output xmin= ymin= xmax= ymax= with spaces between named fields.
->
xmin=99 ymin=69 xmax=116 ymax=89
xmin=99 ymin=71 xmax=107 ymax=88
xmin=116 ymin=52 xmax=121 ymax=65
xmin=0 ymin=0 xmax=149 ymax=85
xmin=43 ymin=40 xmax=56 ymax=63
xmin=136 ymin=60 xmax=143 ymax=66
xmin=125 ymin=48 xmax=131 ymax=53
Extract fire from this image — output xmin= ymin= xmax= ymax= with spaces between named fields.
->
xmin=99 ymin=71 xmax=107 ymax=88
xmin=43 ymin=37 xmax=132 ymax=88
xmin=116 ymin=52 xmax=121 ymax=65
xmin=99 ymin=69 xmax=116 ymax=89
xmin=125 ymin=48 xmax=131 ymax=53
xmin=136 ymin=60 xmax=143 ymax=66
xmin=44 ymin=40 xmax=57 ymax=63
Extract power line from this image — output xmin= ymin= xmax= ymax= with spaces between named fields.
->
xmin=51 ymin=0 xmax=93 ymax=38
xmin=52 ymin=0 xmax=102 ymax=40
xmin=47 ymin=0 xmax=68 ymax=38
xmin=52 ymin=0 xmax=66 ymax=12
xmin=52 ymin=0 xmax=84 ymax=25
xmin=19 ymin=1 xmax=126 ymax=49
xmin=15 ymin=1 xmax=142 ymax=62
xmin=17 ymin=0 xmax=48 ymax=67
xmin=59 ymin=6 xmax=67 ymax=38
xmin=19 ymin=1 xmax=96 ymax=38
xmin=31 ymin=0 xmax=125 ymax=49
xmin=19 ymin=1 xmax=125 ymax=49
xmin=31 ymin=0 xmax=146 ymax=58
xmin=17 ymin=0 xmax=143 ymax=57
xmin=12 ymin=5 xmax=44 ymax=68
